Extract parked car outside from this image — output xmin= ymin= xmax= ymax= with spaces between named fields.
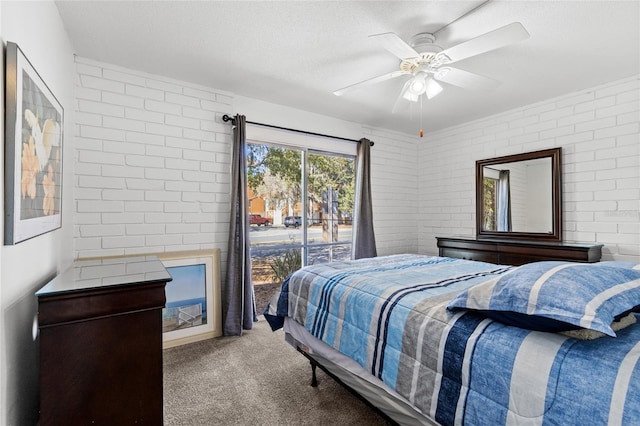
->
xmin=249 ymin=214 xmax=272 ymax=226
xmin=284 ymin=216 xmax=302 ymax=228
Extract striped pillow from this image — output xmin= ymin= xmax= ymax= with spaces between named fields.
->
xmin=446 ymin=261 xmax=640 ymax=336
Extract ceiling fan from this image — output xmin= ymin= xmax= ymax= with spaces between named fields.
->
xmin=333 ymin=22 xmax=530 ymax=109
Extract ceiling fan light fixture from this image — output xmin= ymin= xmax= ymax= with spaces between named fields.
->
xmin=401 ymin=73 xmax=425 ymax=102
xmin=410 ymin=74 xmax=426 ymax=93
xmin=402 ymin=90 xmax=420 ymax=102
xmin=425 ymin=78 xmax=443 ymax=99
xmin=402 ymin=74 xmax=442 ymax=102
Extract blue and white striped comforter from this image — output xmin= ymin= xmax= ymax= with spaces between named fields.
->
xmin=264 ymin=254 xmax=640 ymax=425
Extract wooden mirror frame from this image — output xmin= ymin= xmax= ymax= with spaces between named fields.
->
xmin=476 ymin=147 xmax=562 ymax=242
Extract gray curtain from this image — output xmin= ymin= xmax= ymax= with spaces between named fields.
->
xmin=497 ymin=170 xmax=512 ymax=232
xmin=222 ymin=114 xmax=256 ymax=336
xmin=352 ymin=138 xmax=377 ymax=259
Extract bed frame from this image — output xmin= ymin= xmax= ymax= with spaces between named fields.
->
xmin=284 ymin=319 xmax=437 ymax=426
xmin=293 ymin=344 xmax=400 ymax=425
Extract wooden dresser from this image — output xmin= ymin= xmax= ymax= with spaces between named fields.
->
xmin=36 ymin=256 xmax=172 ymax=425
xmin=436 ymin=237 xmax=603 ymax=266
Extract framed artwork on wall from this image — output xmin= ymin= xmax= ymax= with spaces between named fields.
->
xmin=4 ymin=41 xmax=64 ymax=245
xmin=156 ymin=250 xmax=222 ymax=348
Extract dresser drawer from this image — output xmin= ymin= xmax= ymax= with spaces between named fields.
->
xmin=436 ymin=237 xmax=602 ymax=266
xmin=439 ymin=248 xmax=499 ymax=264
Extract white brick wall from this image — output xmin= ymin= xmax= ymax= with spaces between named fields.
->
xmin=75 ymin=58 xmax=637 ymax=263
xmin=74 ymin=57 xmax=232 ymax=260
xmin=419 ymin=75 xmax=640 ymax=262
xmin=73 ymin=57 xmax=422 ymax=267
xmin=363 ymin=127 xmax=420 ymax=256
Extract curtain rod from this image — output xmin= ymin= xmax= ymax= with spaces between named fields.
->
xmin=222 ymin=114 xmax=374 ymax=146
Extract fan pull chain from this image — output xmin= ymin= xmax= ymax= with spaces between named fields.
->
xmin=419 ymin=95 xmax=424 ymax=137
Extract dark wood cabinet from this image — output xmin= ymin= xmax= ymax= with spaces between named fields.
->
xmin=36 ymin=256 xmax=172 ymax=425
xmin=436 ymin=237 xmax=602 ymax=265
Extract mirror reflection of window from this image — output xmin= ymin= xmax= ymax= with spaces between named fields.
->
xmin=482 ymin=176 xmax=497 ymax=231
xmin=497 ymin=170 xmax=512 ymax=232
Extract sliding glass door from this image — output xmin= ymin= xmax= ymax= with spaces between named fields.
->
xmin=247 ymin=142 xmax=355 ymax=304
xmin=305 ymin=151 xmax=355 ymax=265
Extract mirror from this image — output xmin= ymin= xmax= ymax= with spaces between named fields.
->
xmin=476 ymin=148 xmax=562 ymax=242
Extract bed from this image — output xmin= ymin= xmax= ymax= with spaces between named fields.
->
xmin=264 ymin=254 xmax=640 ymax=425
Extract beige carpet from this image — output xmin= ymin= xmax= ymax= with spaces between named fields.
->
xmin=163 ymin=317 xmax=389 ymax=425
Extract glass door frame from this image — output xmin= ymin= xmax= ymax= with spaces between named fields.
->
xmin=247 ymin=140 xmax=355 ymax=269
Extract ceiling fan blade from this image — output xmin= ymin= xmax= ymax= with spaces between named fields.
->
xmin=435 ymin=67 xmax=500 ymax=90
xmin=333 ymin=70 xmax=409 ymax=96
xmin=439 ymin=22 xmax=529 ymax=64
xmin=369 ymin=32 xmax=420 ymax=60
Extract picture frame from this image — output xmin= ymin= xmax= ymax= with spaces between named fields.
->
xmin=4 ymin=41 xmax=64 ymax=245
xmin=156 ymin=250 xmax=222 ymax=348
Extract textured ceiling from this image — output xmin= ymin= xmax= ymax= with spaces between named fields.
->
xmin=55 ymin=1 xmax=640 ymax=135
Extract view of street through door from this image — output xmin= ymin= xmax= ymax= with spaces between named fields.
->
xmin=246 ymin=142 xmax=355 ymax=312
